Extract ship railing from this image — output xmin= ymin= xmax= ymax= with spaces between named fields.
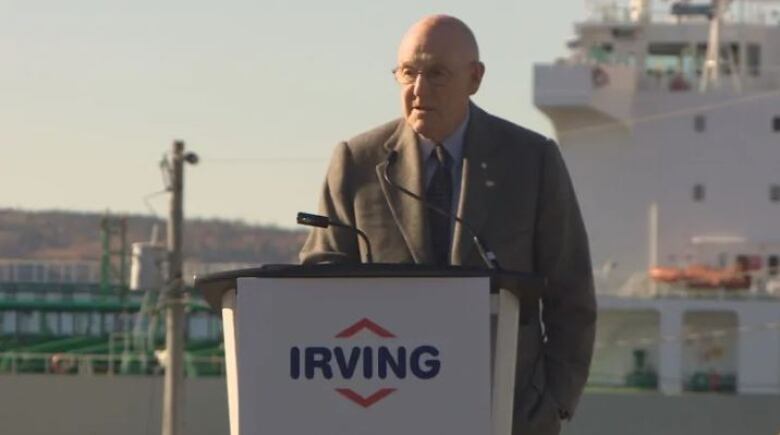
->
xmin=0 ymin=259 xmax=101 ymax=285
xmin=583 ymin=3 xmax=780 ymax=26
xmin=638 ymin=70 xmax=696 ymax=92
xmin=0 ymin=258 xmax=259 ymax=286
xmin=637 ymin=68 xmax=780 ymax=92
xmin=598 ymin=271 xmax=780 ymax=300
xmin=0 ymin=350 xmax=225 ymax=377
xmin=546 ymin=56 xmax=780 ymax=93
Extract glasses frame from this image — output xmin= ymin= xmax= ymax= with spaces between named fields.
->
xmin=391 ymin=61 xmax=478 ymax=87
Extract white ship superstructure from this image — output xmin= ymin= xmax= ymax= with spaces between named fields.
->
xmin=534 ymin=0 xmax=780 ymax=395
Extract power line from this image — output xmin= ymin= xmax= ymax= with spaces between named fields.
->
xmin=200 ymin=157 xmax=327 ymax=164
xmin=174 ymin=73 xmax=780 ymax=162
xmin=142 ymin=190 xmax=168 ymax=218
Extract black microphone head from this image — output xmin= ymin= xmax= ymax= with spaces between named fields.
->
xmin=386 ymin=150 xmax=399 ymax=166
xmin=296 ymin=212 xmax=330 ymax=228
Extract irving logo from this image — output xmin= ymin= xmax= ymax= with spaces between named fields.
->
xmin=289 ymin=318 xmax=441 ymax=408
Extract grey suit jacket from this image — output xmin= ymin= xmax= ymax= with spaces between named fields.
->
xmin=300 ymin=104 xmax=596 ymax=433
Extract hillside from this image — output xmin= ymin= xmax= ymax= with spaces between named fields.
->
xmin=0 ymin=208 xmax=307 ymax=264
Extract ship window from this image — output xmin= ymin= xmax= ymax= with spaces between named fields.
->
xmin=588 ymin=44 xmax=613 ymax=63
xmin=694 ymin=115 xmax=706 ymax=132
xmin=75 ymin=264 xmax=90 ymax=282
xmin=693 ymin=184 xmax=706 ymax=201
xmin=682 ymin=311 xmax=738 ymax=392
xmin=773 ymin=116 xmax=780 ymax=132
xmin=771 ymin=184 xmax=780 ymax=202
xmin=17 ymin=264 xmax=34 ymax=282
xmin=1 ymin=311 xmax=18 ymax=335
xmin=74 ymin=313 xmax=90 ymax=335
xmin=61 ymin=313 xmax=74 ymax=335
xmin=747 ymin=44 xmax=761 ymax=76
xmin=104 ymin=313 xmax=116 ymax=334
xmin=90 ymin=312 xmax=102 ymax=336
xmin=18 ymin=311 xmax=39 ymax=334
xmin=43 ymin=312 xmax=59 ymax=335
xmin=769 ymin=256 xmax=779 ymax=276
xmin=718 ymin=253 xmax=729 ymax=268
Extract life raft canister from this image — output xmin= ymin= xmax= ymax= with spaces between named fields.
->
xmin=50 ymin=353 xmax=76 ymax=374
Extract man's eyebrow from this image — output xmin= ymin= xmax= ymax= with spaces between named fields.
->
xmin=398 ymin=59 xmax=440 ymax=69
xmin=401 ymin=53 xmax=433 ymax=64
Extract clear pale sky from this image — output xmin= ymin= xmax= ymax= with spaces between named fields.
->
xmin=2 ymin=0 xmax=588 ymax=227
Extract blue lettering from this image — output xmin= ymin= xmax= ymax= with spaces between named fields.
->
xmin=378 ymin=346 xmax=406 ymax=379
xmin=304 ymin=347 xmax=333 ymax=379
xmin=290 ymin=347 xmax=300 ymax=379
xmin=290 ymin=345 xmax=440 ymax=380
xmin=362 ymin=346 xmax=373 ymax=379
xmin=334 ymin=347 xmax=361 ymax=378
xmin=410 ymin=345 xmax=440 ymax=379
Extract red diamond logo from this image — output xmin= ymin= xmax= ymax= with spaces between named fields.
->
xmin=334 ymin=317 xmax=396 ymax=338
xmin=335 ymin=388 xmax=397 ymax=408
xmin=333 ymin=318 xmax=396 ymax=408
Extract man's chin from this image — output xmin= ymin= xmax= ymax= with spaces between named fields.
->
xmin=407 ymin=119 xmax=441 ymax=142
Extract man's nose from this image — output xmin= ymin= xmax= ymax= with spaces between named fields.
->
xmin=412 ymin=73 xmax=431 ymax=96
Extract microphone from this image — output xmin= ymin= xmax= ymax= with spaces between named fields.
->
xmin=384 ymin=151 xmax=500 ymax=270
xmin=296 ymin=212 xmax=373 ymax=263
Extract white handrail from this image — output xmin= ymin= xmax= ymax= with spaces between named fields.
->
xmin=0 ymin=350 xmax=225 ymax=376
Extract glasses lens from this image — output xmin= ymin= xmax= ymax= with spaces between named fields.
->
xmin=426 ymin=67 xmax=448 ymax=86
xmin=393 ymin=66 xmax=451 ymax=86
xmin=394 ymin=67 xmax=417 ymax=84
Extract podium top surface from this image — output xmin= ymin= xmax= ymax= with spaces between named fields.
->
xmin=195 ymin=264 xmax=543 ymax=312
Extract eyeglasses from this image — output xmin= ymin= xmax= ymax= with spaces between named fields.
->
xmin=392 ymin=61 xmax=479 ymax=86
xmin=392 ymin=65 xmax=454 ymax=87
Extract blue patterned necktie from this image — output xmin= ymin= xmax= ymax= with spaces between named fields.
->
xmin=426 ymin=144 xmax=452 ymax=265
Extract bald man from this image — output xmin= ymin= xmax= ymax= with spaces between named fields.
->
xmin=300 ymin=15 xmax=595 ymax=435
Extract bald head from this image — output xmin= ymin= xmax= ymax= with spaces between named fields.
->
xmin=397 ymin=15 xmax=480 ymax=65
xmin=394 ymin=15 xmax=485 ymax=143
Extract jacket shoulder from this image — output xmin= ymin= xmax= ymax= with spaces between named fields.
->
xmin=323 ymin=119 xmax=403 ymax=178
xmin=344 ymin=119 xmax=403 ymax=154
xmin=480 ymin=110 xmax=554 ymax=155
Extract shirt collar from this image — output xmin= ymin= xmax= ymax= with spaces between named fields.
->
xmin=418 ymin=110 xmax=470 ymax=163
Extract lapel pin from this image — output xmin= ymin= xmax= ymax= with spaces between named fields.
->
xmin=481 ymin=162 xmax=488 ymax=169
xmin=485 ymin=180 xmax=495 ymax=188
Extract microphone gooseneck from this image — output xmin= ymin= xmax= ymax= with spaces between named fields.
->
xmin=383 ymin=151 xmax=499 ymax=270
xmin=296 ymin=212 xmax=374 ymax=263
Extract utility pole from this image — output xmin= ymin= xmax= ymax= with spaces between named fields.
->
xmin=162 ymin=140 xmax=197 ymax=435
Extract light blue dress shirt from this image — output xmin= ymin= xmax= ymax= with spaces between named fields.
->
xmin=418 ymin=110 xmax=470 ymax=218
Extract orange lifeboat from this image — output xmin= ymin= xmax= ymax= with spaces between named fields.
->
xmin=684 ymin=264 xmax=750 ymax=289
xmin=649 ymin=266 xmax=684 ymax=283
xmin=649 ymin=264 xmax=750 ymax=289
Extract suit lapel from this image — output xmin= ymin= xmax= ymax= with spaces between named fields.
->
xmin=452 ymin=105 xmax=503 ymax=266
xmin=376 ymin=121 xmax=434 ymax=264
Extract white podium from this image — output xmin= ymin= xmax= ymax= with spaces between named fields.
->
xmin=197 ymin=264 xmax=542 ymax=435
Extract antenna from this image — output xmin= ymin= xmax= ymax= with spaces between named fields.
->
xmin=700 ymin=0 xmax=729 ymax=92
xmin=630 ymin=0 xmax=653 ymax=22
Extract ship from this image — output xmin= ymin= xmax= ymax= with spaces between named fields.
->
xmin=533 ymin=0 xmax=780 ymax=432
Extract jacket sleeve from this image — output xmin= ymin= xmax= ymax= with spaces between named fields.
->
xmin=299 ymin=142 xmax=361 ymax=264
xmin=534 ymin=139 xmax=596 ymax=418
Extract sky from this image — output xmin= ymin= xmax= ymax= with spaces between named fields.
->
xmin=1 ymin=0 xmax=589 ymax=228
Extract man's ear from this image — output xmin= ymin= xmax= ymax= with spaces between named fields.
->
xmin=469 ymin=61 xmax=486 ymax=95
